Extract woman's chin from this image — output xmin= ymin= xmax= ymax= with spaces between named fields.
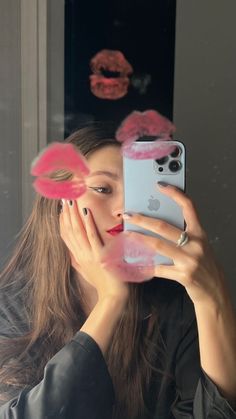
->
xmin=103 ymin=231 xmax=122 ymax=245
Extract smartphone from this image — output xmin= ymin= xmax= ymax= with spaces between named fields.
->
xmin=123 ymin=140 xmax=186 ymax=265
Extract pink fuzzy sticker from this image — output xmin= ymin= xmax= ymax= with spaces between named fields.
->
xmin=122 ymin=137 xmax=176 ymax=159
xmin=33 ymin=178 xmax=87 ymax=200
xmin=116 ymin=109 xmax=176 ymax=160
xmin=100 ymin=232 xmax=156 ymax=283
xmin=89 ymin=49 xmax=133 ymax=100
xmin=116 ymin=110 xmax=176 ymax=145
xmin=31 ymin=142 xmax=90 ymax=199
xmin=31 ymin=142 xmax=90 ymax=176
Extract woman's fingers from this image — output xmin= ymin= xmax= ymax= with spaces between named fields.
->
xmin=59 ymin=202 xmax=76 ymax=253
xmin=81 ymin=207 xmax=104 ymax=254
xmin=59 ymin=200 xmax=89 ymax=262
xmin=60 ymin=200 xmax=104 ymax=257
xmin=124 ymin=230 xmax=184 ymax=261
xmin=124 ymin=185 xmax=206 ymax=245
xmin=124 ymin=213 xmax=182 ymax=244
xmin=65 ymin=200 xmax=90 ymax=248
xmin=156 ymin=184 xmax=205 ymax=237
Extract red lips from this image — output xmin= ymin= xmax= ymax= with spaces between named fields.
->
xmin=89 ymin=49 xmax=133 ymax=100
xmin=107 ymin=223 xmax=123 ymax=234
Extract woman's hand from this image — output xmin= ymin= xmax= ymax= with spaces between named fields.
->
xmin=59 ymin=200 xmax=129 ymax=302
xmin=123 ymin=184 xmax=228 ymax=306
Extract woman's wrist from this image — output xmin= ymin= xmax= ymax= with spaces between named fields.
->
xmin=98 ymin=291 xmax=129 ymax=308
xmin=80 ymin=294 xmax=128 ymax=357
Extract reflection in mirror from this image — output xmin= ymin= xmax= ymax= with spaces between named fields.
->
xmin=0 ymin=1 xmax=236 ymax=418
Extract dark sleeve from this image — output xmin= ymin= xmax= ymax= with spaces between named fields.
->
xmin=0 ymin=331 xmax=115 ymax=419
xmin=171 ymin=291 xmax=236 ymax=418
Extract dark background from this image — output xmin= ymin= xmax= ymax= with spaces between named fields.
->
xmin=64 ymin=0 xmax=176 ymax=136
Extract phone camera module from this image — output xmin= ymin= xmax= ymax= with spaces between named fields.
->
xmin=170 ymin=146 xmax=181 ymax=158
xmin=169 ymin=160 xmax=182 ymax=172
xmin=155 ymin=155 xmax=169 ymax=165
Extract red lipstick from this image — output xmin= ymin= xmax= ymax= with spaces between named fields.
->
xmin=107 ymin=223 xmax=123 ymax=235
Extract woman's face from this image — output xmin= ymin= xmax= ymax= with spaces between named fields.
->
xmin=76 ymin=145 xmax=124 ymax=245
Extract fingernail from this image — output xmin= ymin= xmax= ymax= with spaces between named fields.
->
xmin=68 ymin=200 xmax=73 ymax=207
xmin=123 ymin=212 xmax=133 ymax=219
xmin=61 ymin=199 xmax=66 ymax=205
xmin=82 ymin=207 xmax=88 ymax=216
xmin=157 ymin=181 xmax=169 ymax=187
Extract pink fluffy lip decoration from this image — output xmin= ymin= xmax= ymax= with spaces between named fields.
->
xmin=31 ymin=142 xmax=90 ymax=199
xmin=122 ymin=138 xmax=176 ymax=160
xmin=89 ymin=49 xmax=133 ymax=100
xmin=100 ymin=233 xmax=156 ymax=283
xmin=116 ymin=109 xmax=176 ymax=159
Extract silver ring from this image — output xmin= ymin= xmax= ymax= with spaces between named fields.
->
xmin=176 ymin=231 xmax=189 ymax=247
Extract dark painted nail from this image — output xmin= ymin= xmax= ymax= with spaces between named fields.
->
xmin=69 ymin=200 xmax=73 ymax=206
xmin=157 ymin=181 xmax=169 ymax=187
xmin=82 ymin=207 xmax=88 ymax=216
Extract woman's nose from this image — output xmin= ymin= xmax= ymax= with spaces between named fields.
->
xmin=113 ymin=209 xmax=123 ymax=219
xmin=112 ymin=195 xmax=124 ymax=219
xmin=112 ymin=205 xmax=124 ymax=219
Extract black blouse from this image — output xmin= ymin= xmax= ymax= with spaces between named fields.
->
xmin=0 ymin=277 xmax=235 ymax=419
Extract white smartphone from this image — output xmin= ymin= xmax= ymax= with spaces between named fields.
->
xmin=123 ymin=140 xmax=186 ymax=265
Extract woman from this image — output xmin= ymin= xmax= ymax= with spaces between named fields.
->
xmin=0 ymin=122 xmax=235 ymax=419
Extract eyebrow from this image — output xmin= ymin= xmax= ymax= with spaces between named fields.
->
xmin=87 ymin=170 xmax=120 ymax=180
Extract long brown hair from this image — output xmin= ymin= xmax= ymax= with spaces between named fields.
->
xmin=0 ymin=121 xmax=174 ymax=418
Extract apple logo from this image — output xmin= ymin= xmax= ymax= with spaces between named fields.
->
xmin=147 ymin=195 xmax=160 ymax=211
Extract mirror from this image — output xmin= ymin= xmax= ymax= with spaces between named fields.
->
xmin=0 ymin=1 xmax=236 ymax=418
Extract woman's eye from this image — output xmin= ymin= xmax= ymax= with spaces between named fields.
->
xmin=89 ymin=186 xmax=112 ymax=194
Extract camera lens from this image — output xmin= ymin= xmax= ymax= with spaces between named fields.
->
xmin=170 ymin=146 xmax=181 ymax=158
xmin=155 ymin=155 xmax=169 ymax=165
xmin=169 ymin=160 xmax=182 ymax=172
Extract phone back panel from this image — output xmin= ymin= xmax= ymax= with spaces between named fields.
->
xmin=123 ymin=140 xmax=186 ymax=265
